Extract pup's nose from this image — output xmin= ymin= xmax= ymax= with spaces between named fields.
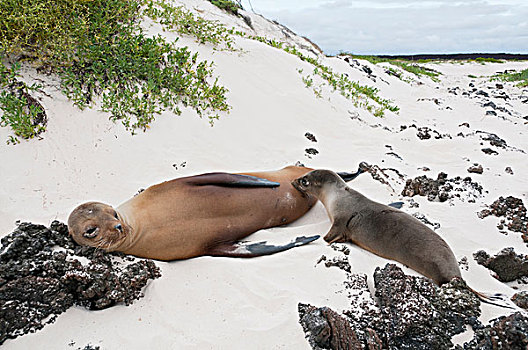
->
xmin=115 ymin=224 xmax=123 ymax=232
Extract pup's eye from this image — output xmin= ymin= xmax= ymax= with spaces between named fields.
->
xmin=84 ymin=227 xmax=98 ymax=238
xmin=301 ymin=178 xmax=310 ymax=186
xmin=114 ymin=212 xmax=119 ymax=219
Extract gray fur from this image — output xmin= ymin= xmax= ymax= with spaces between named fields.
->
xmin=292 ymin=170 xmax=462 ymax=285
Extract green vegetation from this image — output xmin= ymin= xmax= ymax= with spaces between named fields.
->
xmin=492 ymin=68 xmax=528 ymax=87
xmin=0 ymin=63 xmax=45 ymax=144
xmin=474 ymin=57 xmax=503 ymax=64
xmin=0 ymin=0 xmax=230 ymax=142
xmin=145 ymin=1 xmax=238 ymax=49
xmin=208 ymin=0 xmax=242 ymax=15
xmin=349 ymin=55 xmax=441 ymax=82
xmin=0 ymin=0 xmax=399 ymax=144
xmin=251 ymin=37 xmax=399 ymax=117
xmin=468 ymin=74 xmax=478 ymax=79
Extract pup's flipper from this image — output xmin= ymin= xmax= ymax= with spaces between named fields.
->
xmin=207 ymin=235 xmax=320 ymax=258
xmin=188 ymin=173 xmax=280 ymax=188
xmin=337 ymin=166 xmax=366 ymax=182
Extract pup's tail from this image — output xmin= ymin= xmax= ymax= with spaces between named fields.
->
xmin=337 ymin=163 xmax=366 ymax=182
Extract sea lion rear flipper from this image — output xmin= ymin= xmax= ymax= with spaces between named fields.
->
xmin=468 ymin=287 xmax=515 ymax=309
xmin=337 ymin=165 xmax=365 ymax=182
xmin=207 ymin=235 xmax=320 ymax=258
xmin=188 ymin=173 xmax=280 ymax=188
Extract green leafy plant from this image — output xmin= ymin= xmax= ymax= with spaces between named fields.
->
xmin=250 ymin=37 xmax=399 ymax=117
xmin=0 ymin=63 xmax=46 ymax=144
xmin=491 ymin=69 xmax=528 ymax=87
xmin=0 ymin=0 xmax=231 ymax=139
xmin=59 ymin=31 xmax=229 ymax=131
xmin=209 ymin=0 xmax=241 ymax=15
xmin=144 ymin=1 xmax=236 ymax=49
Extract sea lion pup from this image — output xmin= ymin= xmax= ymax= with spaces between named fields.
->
xmin=68 ymin=166 xmax=364 ymax=261
xmin=292 ymin=170 xmax=515 ymax=309
xmin=292 ymin=169 xmax=461 ymax=285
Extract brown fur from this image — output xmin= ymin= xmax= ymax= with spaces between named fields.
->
xmin=68 ymin=166 xmax=316 ymax=260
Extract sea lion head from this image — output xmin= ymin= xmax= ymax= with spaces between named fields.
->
xmin=291 ymin=169 xmax=342 ymax=197
xmin=67 ymin=201 xmax=129 ymax=251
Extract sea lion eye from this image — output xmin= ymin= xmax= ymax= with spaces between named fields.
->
xmin=301 ymin=178 xmax=310 ymax=186
xmin=114 ymin=211 xmax=119 ymax=219
xmin=84 ymin=227 xmax=98 ymax=238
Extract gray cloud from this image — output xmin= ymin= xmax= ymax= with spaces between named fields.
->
xmin=244 ymin=0 xmax=528 ymax=55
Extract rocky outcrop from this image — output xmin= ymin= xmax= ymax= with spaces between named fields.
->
xmin=402 ymin=172 xmax=483 ymax=203
xmin=0 ymin=222 xmax=161 ymax=345
xmin=478 ymin=196 xmax=528 ymax=241
xmin=462 ymin=312 xmax=528 ymax=349
xmin=299 ymin=264 xmax=481 ymax=349
xmin=473 ymin=247 xmax=528 ymax=282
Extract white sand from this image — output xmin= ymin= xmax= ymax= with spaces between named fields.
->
xmin=1 ymin=1 xmax=527 ymax=348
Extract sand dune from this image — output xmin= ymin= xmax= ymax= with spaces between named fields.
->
xmin=1 ymin=1 xmax=527 ymax=348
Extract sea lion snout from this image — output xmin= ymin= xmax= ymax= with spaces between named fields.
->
xmin=293 ymin=170 xmax=340 ymax=197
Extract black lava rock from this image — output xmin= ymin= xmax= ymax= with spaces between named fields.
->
xmin=481 ymin=148 xmax=498 ymax=155
xmin=402 ymin=172 xmax=483 ymax=203
xmin=478 ymin=196 xmax=528 ymax=241
xmin=305 ymin=148 xmax=319 ymax=156
xmin=462 ymin=312 xmax=528 ymax=349
xmin=299 ymin=264 xmax=481 ymax=349
xmin=473 ymin=248 xmax=528 ymax=282
xmin=0 ymin=222 xmax=161 ymax=345
xmin=467 ymin=164 xmax=484 ymax=174
xmin=305 ymin=132 xmax=318 ymax=142
xmin=512 ymin=291 xmax=528 ymax=310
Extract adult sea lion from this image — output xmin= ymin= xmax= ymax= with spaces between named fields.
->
xmin=292 ymin=169 xmax=462 ymax=285
xmin=68 ymin=166 xmax=363 ymax=260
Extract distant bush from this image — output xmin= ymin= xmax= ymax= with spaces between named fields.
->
xmin=474 ymin=57 xmax=504 ymax=64
xmin=492 ymin=69 xmax=528 ymax=87
xmin=349 ymin=55 xmax=441 ymax=82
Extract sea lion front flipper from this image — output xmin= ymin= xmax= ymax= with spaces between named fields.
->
xmin=207 ymin=235 xmax=320 ymax=258
xmin=187 ymin=173 xmax=280 ymax=188
xmin=323 ymin=223 xmax=347 ymax=244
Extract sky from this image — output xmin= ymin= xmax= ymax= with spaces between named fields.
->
xmin=239 ymin=0 xmax=528 ymax=55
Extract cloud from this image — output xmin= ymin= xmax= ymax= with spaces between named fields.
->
xmin=244 ymin=0 xmax=528 ymax=55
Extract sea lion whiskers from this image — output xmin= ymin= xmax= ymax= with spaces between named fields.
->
xmin=94 ymin=237 xmax=112 ymax=251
